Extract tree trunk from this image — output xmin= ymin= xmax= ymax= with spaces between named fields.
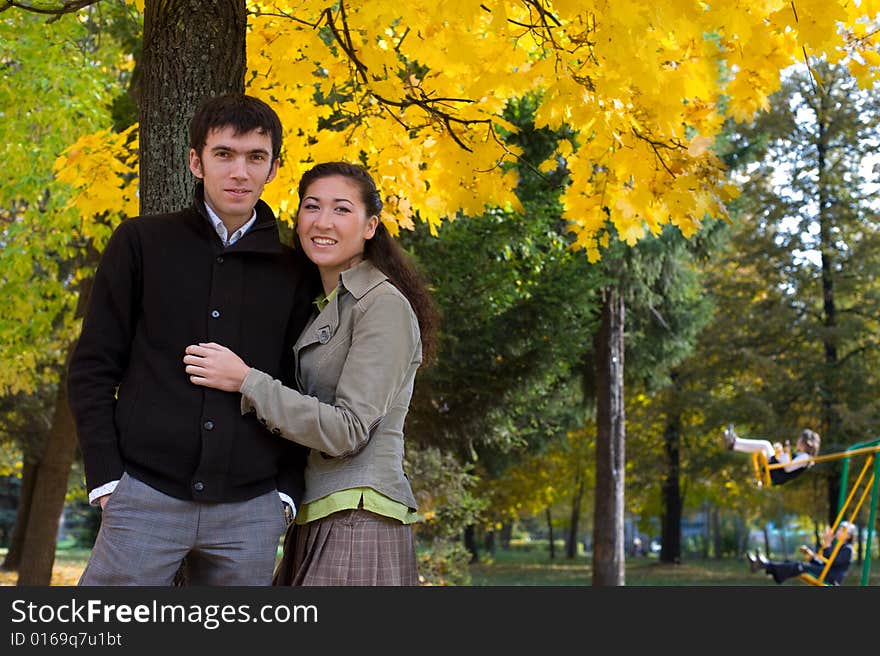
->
xmin=815 ymin=103 xmax=842 ymax=444
xmin=697 ymin=503 xmax=708 ymax=558
xmin=735 ymin=515 xmax=746 ymax=555
xmin=827 ymin=474 xmax=841 ymax=528
xmin=14 ymin=268 xmax=94 ymax=585
xmin=711 ymin=506 xmax=721 ymax=560
xmin=566 ymin=474 xmax=584 ymax=559
xmin=500 ymin=522 xmax=512 ymax=550
xmin=484 ymin=529 xmax=495 ymax=556
xmin=16 ymin=377 xmax=79 ymax=585
xmin=3 ymin=393 xmax=53 ymax=572
xmin=1 ymin=460 xmax=38 ymax=571
xmin=463 ymin=525 xmax=479 ymax=564
xmin=660 ymin=376 xmax=682 ymax=564
xmin=140 ymin=0 xmax=247 ymax=215
xmin=546 ymin=507 xmax=555 ymax=559
xmin=591 ymin=286 xmax=626 ymax=586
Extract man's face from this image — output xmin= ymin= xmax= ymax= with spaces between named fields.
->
xmin=189 ymin=125 xmax=278 ymax=228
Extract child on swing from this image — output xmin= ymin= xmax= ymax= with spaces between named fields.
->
xmin=723 ymin=425 xmax=821 ymax=485
xmin=745 ymin=521 xmax=856 ymax=585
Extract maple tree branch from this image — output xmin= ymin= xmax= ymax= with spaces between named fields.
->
xmin=319 ymin=5 xmax=496 ymax=152
xmin=1 ymin=0 xmax=97 ymax=20
xmin=393 ymin=25 xmax=411 ymax=52
xmin=323 ymin=4 xmax=369 ymax=84
xmin=480 ymin=124 xmax=556 ymax=184
xmin=337 ymin=1 xmax=369 ymax=83
xmin=247 ymin=7 xmax=321 ymax=29
xmin=631 ymin=128 xmax=681 ymax=178
xmin=523 ymin=0 xmax=562 ymax=27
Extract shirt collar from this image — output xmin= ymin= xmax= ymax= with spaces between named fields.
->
xmin=314 ymin=287 xmax=339 ymax=313
xmin=204 ymin=203 xmax=258 ymax=246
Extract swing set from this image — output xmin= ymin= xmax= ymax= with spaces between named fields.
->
xmin=750 ymin=437 xmax=880 ymax=586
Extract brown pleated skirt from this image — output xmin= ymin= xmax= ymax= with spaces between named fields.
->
xmin=273 ymin=508 xmax=420 ymax=586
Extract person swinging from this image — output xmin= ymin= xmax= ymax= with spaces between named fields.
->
xmin=723 ymin=425 xmax=820 ymax=486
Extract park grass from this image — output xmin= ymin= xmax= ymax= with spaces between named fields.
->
xmin=468 ymin=550 xmax=766 ymax=586
xmin=3 ymin=545 xmax=878 ymax=586
xmin=468 ymin=548 xmax=880 ymax=586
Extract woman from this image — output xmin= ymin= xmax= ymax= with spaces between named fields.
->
xmin=182 ymin=161 xmax=439 ymax=585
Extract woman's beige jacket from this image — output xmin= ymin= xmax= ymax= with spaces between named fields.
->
xmin=240 ymin=259 xmax=421 ymax=509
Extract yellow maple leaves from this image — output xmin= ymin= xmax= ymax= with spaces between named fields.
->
xmin=53 ymin=125 xmax=139 ymax=250
xmin=75 ymin=1 xmax=880 ymax=262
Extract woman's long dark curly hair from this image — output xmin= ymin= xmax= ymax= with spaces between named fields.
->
xmin=296 ymin=161 xmax=440 ymax=364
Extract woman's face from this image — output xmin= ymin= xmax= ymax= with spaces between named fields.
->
xmin=296 ymin=174 xmax=378 ymax=283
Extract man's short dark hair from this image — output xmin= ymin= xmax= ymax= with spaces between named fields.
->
xmin=189 ymin=93 xmax=283 ymax=161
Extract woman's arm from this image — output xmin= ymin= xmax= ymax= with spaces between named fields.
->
xmin=242 ymin=291 xmax=420 ymax=457
xmin=183 ymin=342 xmax=250 ymax=391
xmin=184 ymin=290 xmax=421 ymax=457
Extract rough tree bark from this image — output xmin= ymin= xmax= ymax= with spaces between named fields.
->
xmin=591 ymin=286 xmax=626 ymax=586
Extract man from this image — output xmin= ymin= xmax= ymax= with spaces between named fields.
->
xmin=746 ymin=521 xmax=856 ymax=585
xmin=68 ymin=94 xmax=316 ymax=585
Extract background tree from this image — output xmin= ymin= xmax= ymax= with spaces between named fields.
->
xmin=646 ymin=61 xmax=880 ymax=560
xmin=716 ymin=61 xmax=880 ymax=527
xmin=619 ymin=223 xmax=719 ymax=564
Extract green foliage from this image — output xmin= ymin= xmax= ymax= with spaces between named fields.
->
xmin=401 ymin=98 xmax=601 ymax=462
xmin=415 ymin=542 xmax=473 ymax=586
xmin=407 ymin=446 xmax=486 ymax=542
xmin=59 ymin=498 xmax=101 ymax=549
xmin=623 ymin=226 xmax=717 ymax=392
xmin=705 ymin=62 xmax=880 ymax=447
xmin=404 ymin=445 xmax=484 ymax=583
xmin=0 ymin=8 xmax=135 ymax=395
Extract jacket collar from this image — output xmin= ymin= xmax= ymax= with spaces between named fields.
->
xmin=295 ymin=261 xmax=387 ymax=351
xmin=339 ymin=260 xmax=388 ymax=300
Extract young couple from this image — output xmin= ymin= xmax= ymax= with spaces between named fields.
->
xmin=68 ymin=94 xmax=438 ymax=586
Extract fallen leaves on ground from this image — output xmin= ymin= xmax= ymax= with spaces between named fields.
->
xmin=0 ymin=562 xmax=84 ymax=586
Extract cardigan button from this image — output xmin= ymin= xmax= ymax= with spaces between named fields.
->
xmin=210 ymin=309 xmax=221 ymax=319
xmin=193 ymin=481 xmax=205 ymax=491
xmin=203 ymin=420 xmax=214 ymax=431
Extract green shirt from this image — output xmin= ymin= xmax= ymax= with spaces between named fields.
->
xmin=314 ymin=287 xmax=339 ymax=312
xmin=296 ymin=487 xmax=420 ymax=525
